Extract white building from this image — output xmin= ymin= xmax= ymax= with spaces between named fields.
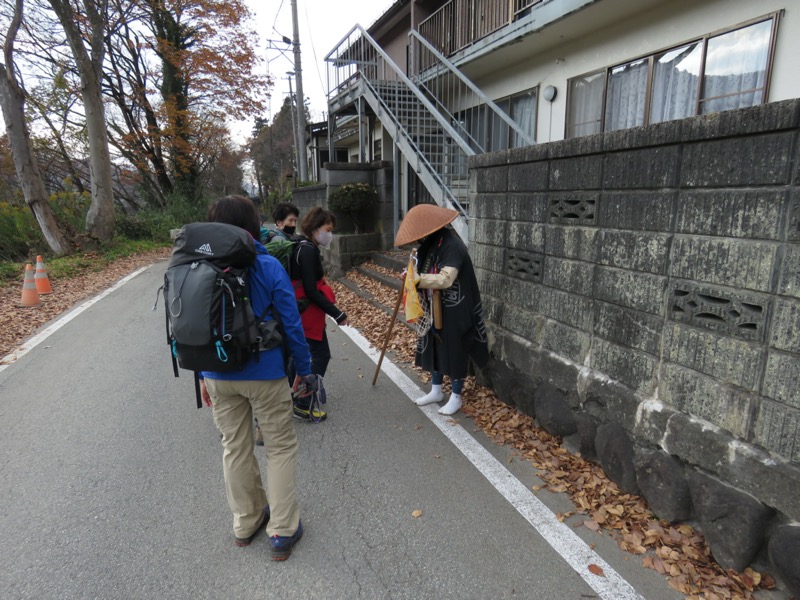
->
xmin=321 ymin=0 xmax=800 ymax=241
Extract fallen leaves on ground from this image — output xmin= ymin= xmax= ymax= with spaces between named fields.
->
xmin=1 ymin=256 xmax=779 ymax=599
xmin=0 ymin=248 xmax=171 ymax=362
xmin=588 ymin=564 xmax=605 ymax=577
xmin=332 ymin=260 xmax=778 ymax=600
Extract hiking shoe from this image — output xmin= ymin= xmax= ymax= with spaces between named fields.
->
xmin=234 ymin=506 xmax=270 ymax=547
xmin=293 ymin=404 xmax=327 ymax=422
xmin=269 ymin=521 xmax=303 ymax=561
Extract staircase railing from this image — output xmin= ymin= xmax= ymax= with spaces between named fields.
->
xmin=326 ymin=24 xmax=474 ymax=224
xmin=418 ymin=0 xmax=544 ymax=57
xmin=408 ymin=29 xmax=536 ymax=151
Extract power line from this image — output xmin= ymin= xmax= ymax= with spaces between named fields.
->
xmin=303 ymin=0 xmax=327 ymax=120
xmin=272 ymin=0 xmax=286 ymax=28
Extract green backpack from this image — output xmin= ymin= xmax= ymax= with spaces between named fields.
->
xmin=264 ymin=235 xmax=300 ymax=276
xmin=263 ymin=234 xmax=312 ymax=312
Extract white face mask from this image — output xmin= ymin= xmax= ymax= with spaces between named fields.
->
xmin=314 ymin=230 xmax=333 ymax=248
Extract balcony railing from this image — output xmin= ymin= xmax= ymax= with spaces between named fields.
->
xmin=418 ymin=0 xmax=542 ymax=56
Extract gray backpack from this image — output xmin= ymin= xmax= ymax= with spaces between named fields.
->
xmin=156 ymin=223 xmax=281 ymax=406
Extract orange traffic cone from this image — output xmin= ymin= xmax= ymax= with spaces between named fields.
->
xmin=34 ymin=255 xmax=52 ymax=294
xmin=20 ymin=263 xmax=41 ymax=307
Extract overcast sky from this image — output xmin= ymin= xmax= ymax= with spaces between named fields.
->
xmin=234 ymin=0 xmax=392 ymax=139
xmin=0 ymin=3 xmax=392 ymax=143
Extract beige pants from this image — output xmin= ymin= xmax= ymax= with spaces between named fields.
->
xmin=206 ymin=378 xmax=300 ymax=538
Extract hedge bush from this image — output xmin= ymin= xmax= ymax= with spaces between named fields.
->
xmin=328 ymin=182 xmax=377 ymax=233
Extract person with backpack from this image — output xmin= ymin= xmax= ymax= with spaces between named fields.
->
xmin=289 ymin=207 xmax=348 ymax=421
xmin=261 ymin=202 xmax=300 ymax=244
xmin=253 ymin=202 xmax=301 ymax=444
xmin=201 ymin=195 xmax=311 ymax=561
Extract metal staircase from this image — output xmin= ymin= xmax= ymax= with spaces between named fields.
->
xmin=325 ymin=25 xmax=534 ymax=243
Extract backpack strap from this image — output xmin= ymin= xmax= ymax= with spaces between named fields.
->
xmin=290 ymin=239 xmax=313 ymax=281
xmin=247 ymin=251 xmax=278 ymax=356
xmin=193 ymin=372 xmax=203 ymax=409
xmin=164 ymin=292 xmax=179 ymax=377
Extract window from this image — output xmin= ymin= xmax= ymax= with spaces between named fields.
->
xmin=491 ymin=99 xmax=510 ymax=151
xmin=650 ymin=42 xmax=702 ymax=123
xmin=700 ymin=19 xmax=772 ymax=114
xmin=566 ymin=15 xmax=778 ymax=138
xmin=509 ymin=89 xmax=537 ymax=147
xmin=605 ymin=58 xmax=648 ymax=131
xmin=566 ymin=72 xmax=604 ymax=138
xmin=457 ymin=87 xmax=537 ymax=152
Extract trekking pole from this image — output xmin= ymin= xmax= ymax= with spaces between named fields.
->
xmin=372 ymin=284 xmax=404 ymax=385
xmin=372 ymin=250 xmax=415 ymax=386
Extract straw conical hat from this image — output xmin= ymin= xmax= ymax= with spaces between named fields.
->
xmin=395 ymin=204 xmax=458 ymax=246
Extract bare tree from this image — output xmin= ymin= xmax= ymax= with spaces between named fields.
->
xmin=0 ymin=0 xmax=72 ymax=255
xmin=103 ymin=0 xmax=268 ymax=203
xmin=48 ymin=0 xmax=115 ymax=241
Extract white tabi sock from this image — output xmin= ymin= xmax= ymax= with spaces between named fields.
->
xmin=414 ymin=384 xmax=444 ymax=406
xmin=438 ymin=393 xmax=462 ymax=415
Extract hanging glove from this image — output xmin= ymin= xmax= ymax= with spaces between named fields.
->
xmin=293 ymin=373 xmax=320 ymax=398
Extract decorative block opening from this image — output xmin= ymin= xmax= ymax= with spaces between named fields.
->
xmin=550 ymin=198 xmax=596 ymax=224
xmin=506 ymin=251 xmax=544 ymax=282
xmin=670 ymin=284 xmax=767 ymax=341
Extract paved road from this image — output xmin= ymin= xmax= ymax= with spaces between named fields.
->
xmin=0 ymin=262 xmax=681 ymax=600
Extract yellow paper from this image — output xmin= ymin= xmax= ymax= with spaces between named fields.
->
xmin=403 ymin=256 xmax=423 ymax=322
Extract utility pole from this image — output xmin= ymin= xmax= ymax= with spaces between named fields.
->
xmin=287 ymin=73 xmax=300 ymax=186
xmin=290 ymin=0 xmax=308 ymax=182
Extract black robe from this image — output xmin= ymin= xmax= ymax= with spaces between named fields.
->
xmin=414 ymin=228 xmax=489 ymax=379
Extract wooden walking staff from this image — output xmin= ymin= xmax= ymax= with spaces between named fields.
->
xmin=372 ymin=249 xmax=415 ymax=385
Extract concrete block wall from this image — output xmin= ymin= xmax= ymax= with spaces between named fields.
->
xmin=291 ymin=183 xmax=326 ymax=218
xmin=293 ymin=162 xmax=396 ymax=278
xmin=470 ymin=99 xmax=800 ymax=538
xmin=319 ymin=161 xmax=395 ymax=239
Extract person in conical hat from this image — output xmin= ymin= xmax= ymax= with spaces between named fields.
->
xmin=395 ymin=204 xmax=488 ymax=415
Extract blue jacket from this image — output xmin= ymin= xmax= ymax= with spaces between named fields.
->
xmin=202 ymin=240 xmax=311 ymax=381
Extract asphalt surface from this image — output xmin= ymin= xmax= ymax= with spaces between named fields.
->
xmin=0 ymin=261 xmax=682 ymax=600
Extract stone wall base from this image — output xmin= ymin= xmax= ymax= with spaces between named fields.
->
xmin=486 ymin=323 xmax=800 ymax=593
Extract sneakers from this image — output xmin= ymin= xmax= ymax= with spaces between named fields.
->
xmin=234 ymin=506 xmax=270 ymax=547
xmin=270 ymin=521 xmax=303 ymax=561
xmin=293 ymin=403 xmax=327 ymax=422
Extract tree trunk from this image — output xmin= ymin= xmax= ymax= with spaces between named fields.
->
xmin=49 ymin=0 xmax=116 ymax=242
xmin=82 ymin=75 xmax=116 ymax=239
xmin=0 ymin=74 xmax=73 ymax=256
xmin=0 ymin=3 xmax=71 ymax=256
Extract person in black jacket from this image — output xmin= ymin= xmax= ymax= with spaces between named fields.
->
xmin=289 ymin=207 xmax=348 ymax=421
xmin=395 ymin=204 xmax=488 ymax=415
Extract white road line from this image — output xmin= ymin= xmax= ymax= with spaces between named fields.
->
xmin=340 ymin=324 xmax=645 ymax=600
xmin=0 ymin=266 xmax=151 ymax=372
xmin=2 ymin=268 xmax=642 ymax=599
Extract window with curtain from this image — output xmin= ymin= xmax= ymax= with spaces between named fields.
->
xmin=510 ymin=88 xmax=537 ymax=147
xmin=650 ymin=42 xmax=702 ymax=123
xmin=491 ymin=99 xmax=511 ymax=151
xmin=700 ymin=19 xmax=772 ymax=114
xmin=566 ymin=71 xmax=605 ymax=138
xmin=565 ymin=14 xmax=777 ymax=138
xmin=462 ymin=87 xmax=538 ymax=152
xmin=604 ymin=59 xmax=648 ymax=132
xmin=465 ymin=104 xmax=488 ymax=152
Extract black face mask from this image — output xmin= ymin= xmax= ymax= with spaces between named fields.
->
xmin=282 ymin=226 xmax=296 ymax=236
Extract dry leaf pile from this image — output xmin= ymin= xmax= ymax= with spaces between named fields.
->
xmin=332 ymin=270 xmax=418 ymax=367
xmin=332 ymin=261 xmax=778 ymax=600
xmin=0 ymin=248 xmax=170 ymax=360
